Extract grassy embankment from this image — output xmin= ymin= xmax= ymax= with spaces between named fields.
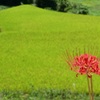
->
xmin=0 ymin=5 xmax=100 ymax=95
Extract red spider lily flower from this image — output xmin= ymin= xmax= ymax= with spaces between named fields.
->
xmin=67 ymin=54 xmax=100 ymax=78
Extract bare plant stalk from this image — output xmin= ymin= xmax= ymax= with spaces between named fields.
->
xmin=87 ymin=75 xmax=92 ymax=100
xmin=90 ymin=76 xmax=94 ymax=100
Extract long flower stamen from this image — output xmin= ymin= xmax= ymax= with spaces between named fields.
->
xmin=66 ymin=51 xmax=100 ymax=100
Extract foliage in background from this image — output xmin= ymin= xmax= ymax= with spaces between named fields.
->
xmin=0 ymin=0 xmax=89 ymax=15
xmin=35 ymin=0 xmax=57 ymax=10
xmin=56 ymin=0 xmax=89 ymax=14
xmin=0 ymin=0 xmax=21 ymax=6
xmin=56 ymin=0 xmax=72 ymax=12
xmin=70 ymin=3 xmax=89 ymax=14
xmin=0 ymin=5 xmax=9 ymax=10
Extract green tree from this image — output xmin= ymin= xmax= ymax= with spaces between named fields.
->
xmin=36 ymin=0 xmax=57 ymax=10
xmin=21 ymin=0 xmax=33 ymax=4
xmin=0 ymin=0 xmax=21 ymax=6
xmin=57 ymin=0 xmax=71 ymax=12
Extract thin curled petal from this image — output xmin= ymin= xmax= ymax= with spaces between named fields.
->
xmin=66 ymin=53 xmax=100 ymax=77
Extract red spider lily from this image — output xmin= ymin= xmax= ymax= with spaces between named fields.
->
xmin=67 ymin=53 xmax=100 ymax=78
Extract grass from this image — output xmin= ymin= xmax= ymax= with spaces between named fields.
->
xmin=0 ymin=89 xmax=98 ymax=100
xmin=69 ymin=0 xmax=100 ymax=6
xmin=1 ymin=89 xmax=100 ymax=100
xmin=0 ymin=5 xmax=100 ymax=95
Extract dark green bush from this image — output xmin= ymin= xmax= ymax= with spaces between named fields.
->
xmin=70 ymin=3 xmax=89 ymax=15
xmin=35 ymin=0 xmax=57 ymax=10
xmin=56 ymin=0 xmax=89 ymax=14
xmin=57 ymin=0 xmax=72 ymax=12
xmin=0 ymin=0 xmax=21 ymax=6
xmin=0 ymin=5 xmax=9 ymax=10
xmin=21 ymin=0 xmax=33 ymax=4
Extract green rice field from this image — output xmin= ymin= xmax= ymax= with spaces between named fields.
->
xmin=0 ymin=5 xmax=100 ymax=94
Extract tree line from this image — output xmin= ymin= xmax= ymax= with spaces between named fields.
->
xmin=0 ymin=0 xmax=56 ymax=7
xmin=0 ymin=0 xmax=89 ymax=14
xmin=0 ymin=0 xmax=32 ymax=6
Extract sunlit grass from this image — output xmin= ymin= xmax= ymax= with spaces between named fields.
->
xmin=0 ymin=5 xmax=100 ymax=93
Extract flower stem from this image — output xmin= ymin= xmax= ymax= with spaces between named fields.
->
xmin=87 ymin=75 xmax=94 ymax=100
xmin=87 ymin=75 xmax=91 ymax=100
xmin=90 ymin=76 xmax=94 ymax=100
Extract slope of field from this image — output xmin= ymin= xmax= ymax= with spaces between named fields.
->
xmin=0 ymin=5 xmax=100 ymax=93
